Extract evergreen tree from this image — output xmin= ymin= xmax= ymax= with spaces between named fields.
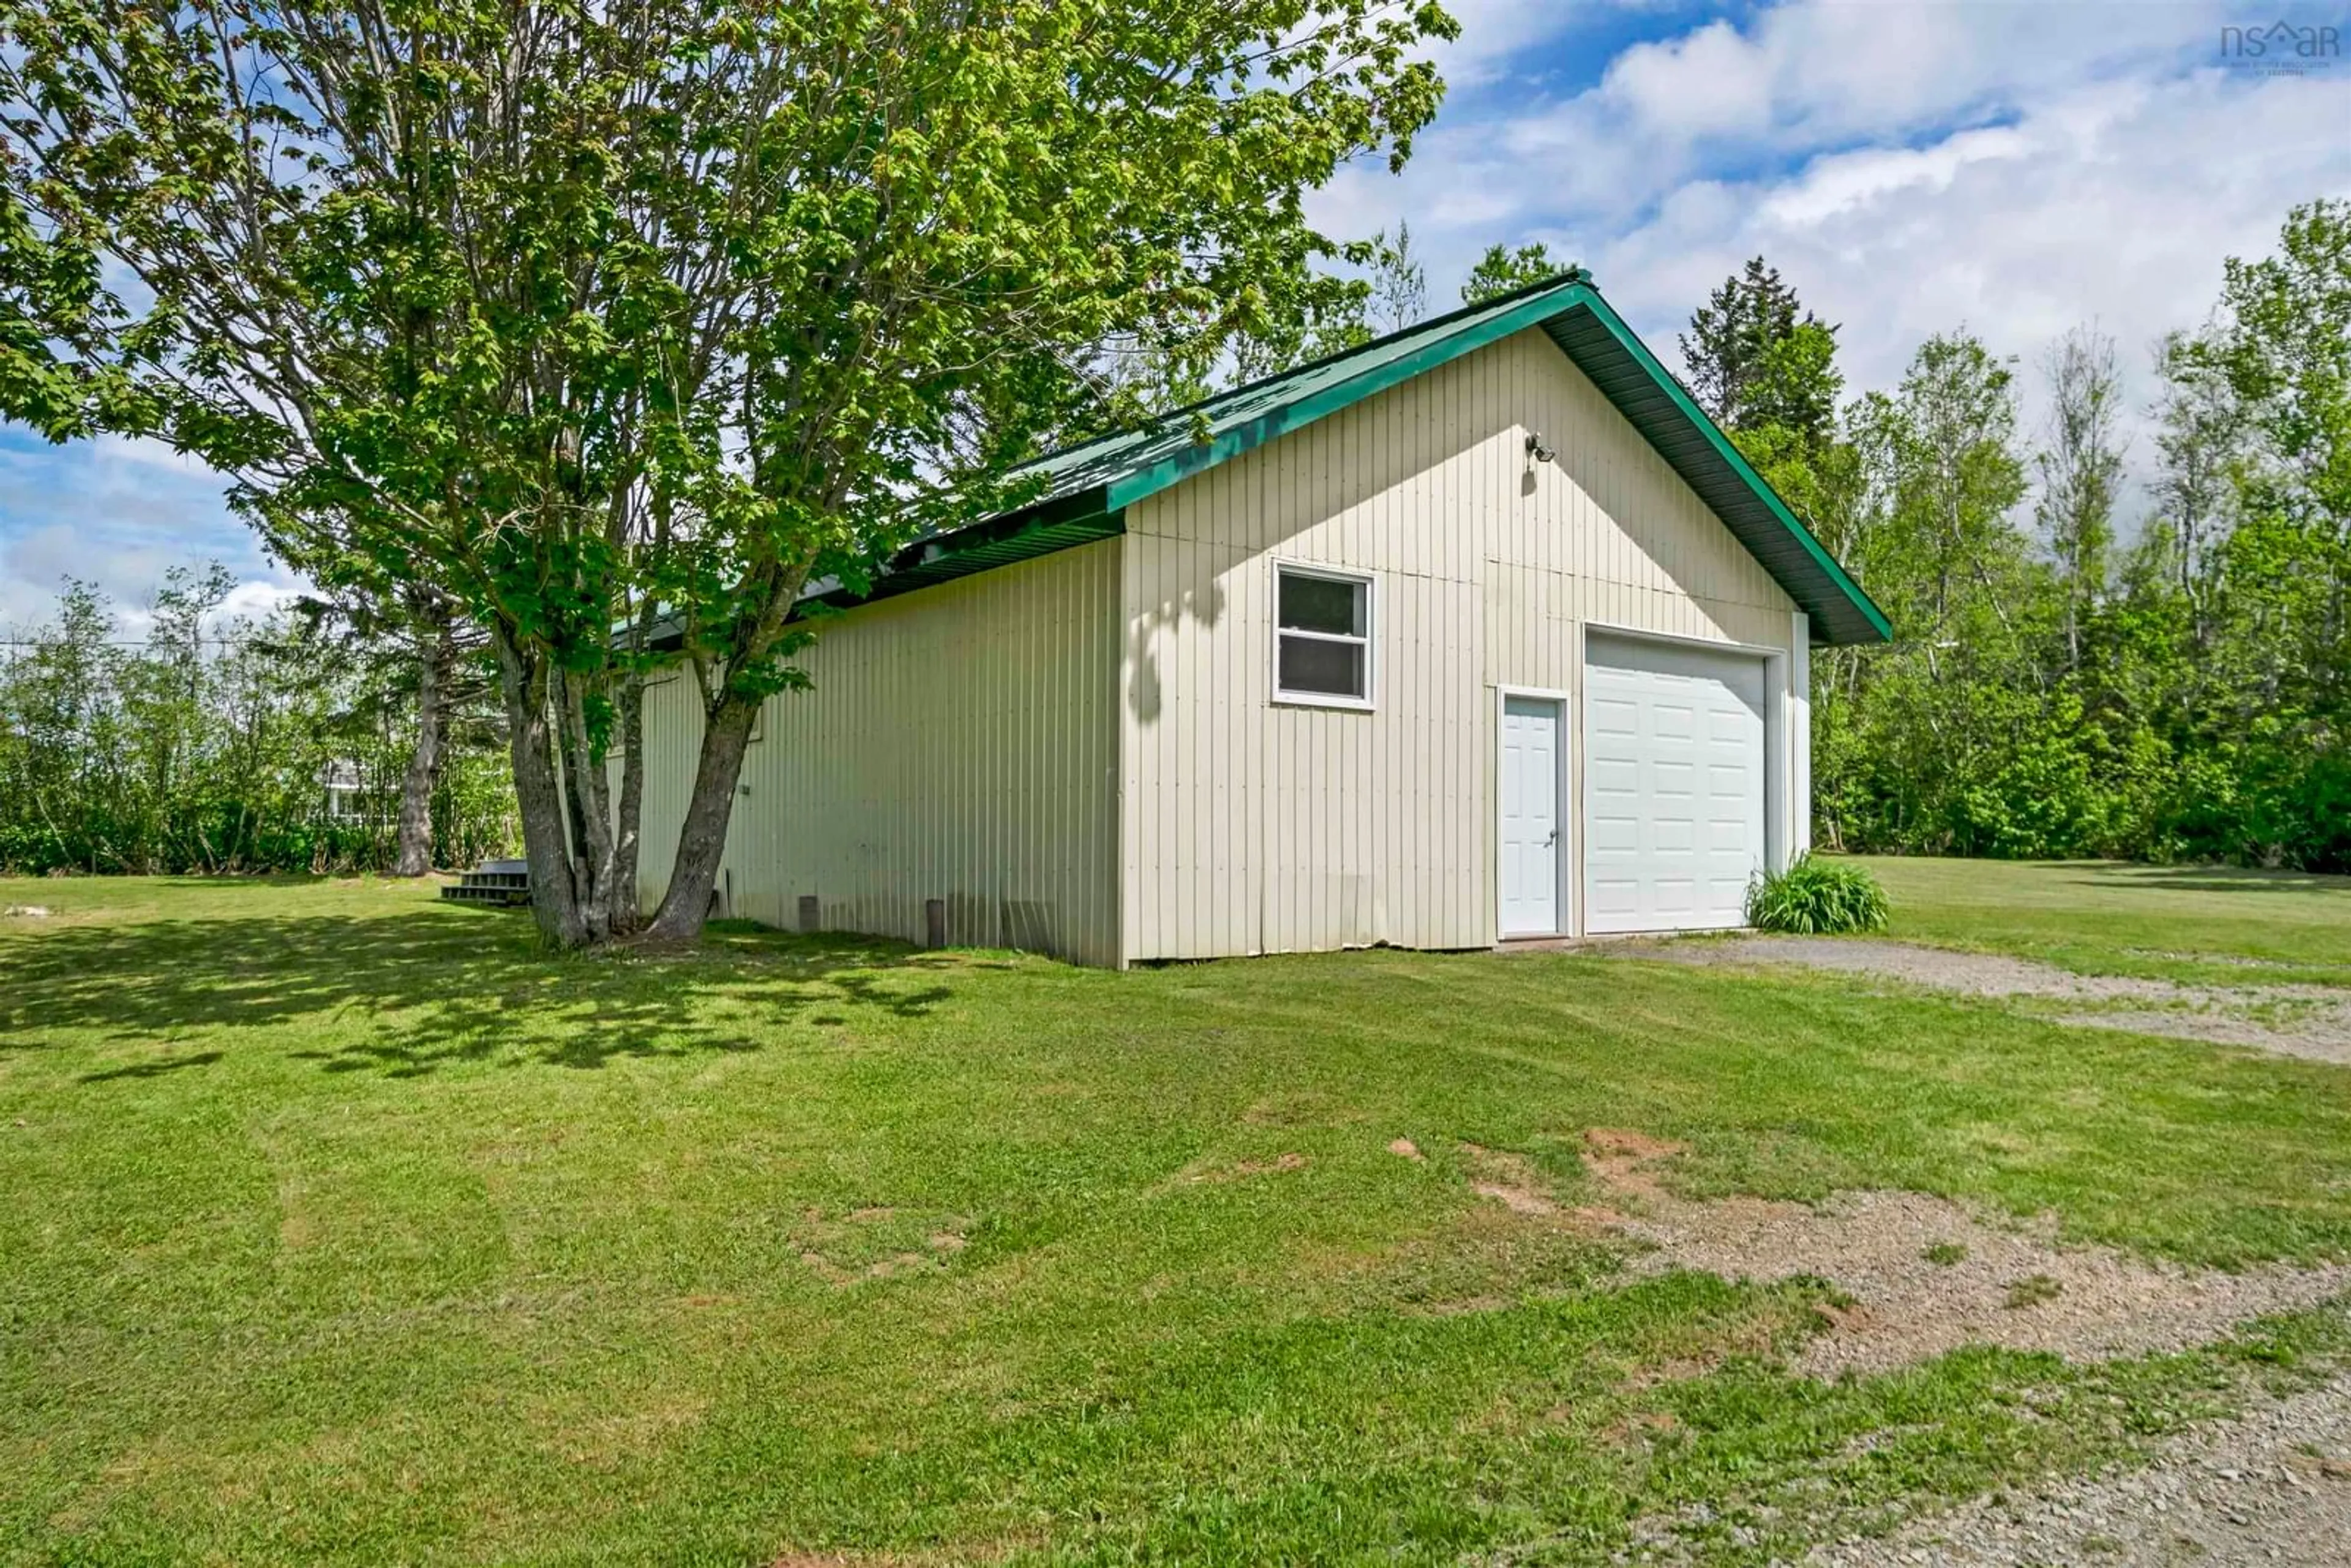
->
xmin=1678 ymin=257 xmax=1850 ymax=565
xmin=1679 ymin=256 xmax=1842 ymax=448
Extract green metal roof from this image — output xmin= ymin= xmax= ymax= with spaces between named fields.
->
xmin=831 ymin=269 xmax=1891 ymax=645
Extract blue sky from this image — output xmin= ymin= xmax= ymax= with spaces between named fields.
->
xmin=4 ymin=0 xmax=2348 ymax=634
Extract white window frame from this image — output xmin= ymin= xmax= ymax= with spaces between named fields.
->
xmin=1270 ymin=560 xmax=1377 ymax=711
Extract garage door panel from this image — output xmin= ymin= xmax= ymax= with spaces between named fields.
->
xmin=1651 ymin=877 xmax=1697 ymax=917
xmin=1583 ymin=633 xmax=1769 ymax=934
xmin=1590 ymin=756 xmax=1641 ymax=793
xmin=1589 ymin=883 xmax=1639 ymax=925
xmin=1589 ymin=820 xmax=1640 ymax=851
xmin=1591 ymin=696 xmax=1639 ymax=733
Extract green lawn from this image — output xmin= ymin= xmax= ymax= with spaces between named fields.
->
xmin=2 ymin=864 xmax=2349 ymax=1564
xmin=1853 ymin=855 xmax=2351 ymax=986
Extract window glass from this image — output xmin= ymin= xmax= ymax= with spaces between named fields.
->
xmin=1274 ymin=567 xmax=1371 ymax=703
xmin=1278 ymin=636 xmax=1366 ymax=697
xmin=1279 ymin=571 xmax=1363 ymax=637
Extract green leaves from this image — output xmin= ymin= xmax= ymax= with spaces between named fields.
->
xmin=0 ymin=0 xmax=1458 ymax=939
xmin=1460 ymin=241 xmax=1561 ymax=306
xmin=1744 ymin=854 xmax=1891 ymax=936
xmin=1742 ymin=203 xmax=2349 ymax=874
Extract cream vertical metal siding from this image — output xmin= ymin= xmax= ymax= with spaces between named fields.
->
xmin=1120 ymin=326 xmax=1801 ymax=961
xmin=635 ymin=538 xmax=1122 ymax=966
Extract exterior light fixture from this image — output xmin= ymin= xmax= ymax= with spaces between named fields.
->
xmin=1525 ymin=431 xmax=1556 ymax=465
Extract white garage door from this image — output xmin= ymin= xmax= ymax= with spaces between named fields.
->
xmin=1584 ymin=634 xmax=1768 ymax=934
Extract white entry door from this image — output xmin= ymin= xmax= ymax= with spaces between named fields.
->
xmin=1584 ymin=634 xmax=1768 ymax=934
xmin=1498 ymin=694 xmax=1564 ymax=937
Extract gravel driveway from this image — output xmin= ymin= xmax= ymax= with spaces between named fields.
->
xmin=1603 ymin=936 xmax=2351 ymax=1066
xmin=1808 ymin=1362 xmax=2351 ymax=1566
xmin=1572 ymin=937 xmax=2351 ymax=1563
xmin=1542 ymin=1130 xmax=2351 ymax=1380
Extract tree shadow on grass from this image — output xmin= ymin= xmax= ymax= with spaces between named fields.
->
xmin=3 ymin=901 xmax=958 ymax=1078
xmin=78 ymin=1049 xmax=225 ymax=1083
xmin=2065 ymin=863 xmax=2351 ymax=897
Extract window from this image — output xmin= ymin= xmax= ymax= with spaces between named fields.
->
xmin=1273 ymin=564 xmax=1373 ymax=707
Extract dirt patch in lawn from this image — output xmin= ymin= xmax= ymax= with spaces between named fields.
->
xmin=1166 ymin=1150 xmax=1311 ymax=1188
xmin=1462 ymin=1143 xmax=1564 ymax=1216
xmin=1468 ymin=1131 xmax=2351 ymax=1379
xmin=1609 ymin=936 xmax=2351 ymax=1065
xmin=1582 ymin=1128 xmax=1687 ymax=1201
xmin=794 ymin=1206 xmax=972 ymax=1287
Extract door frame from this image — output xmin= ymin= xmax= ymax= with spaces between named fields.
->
xmin=1577 ymin=623 xmax=1790 ymax=936
xmin=1493 ymin=685 xmax=1570 ymax=940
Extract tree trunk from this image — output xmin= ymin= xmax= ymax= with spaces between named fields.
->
xmin=490 ymin=621 xmax=588 ymax=949
xmin=553 ymin=665 xmax=621 ymax=944
xmin=392 ymin=626 xmax=449 ymax=877
xmin=610 ymin=664 xmax=647 ymax=934
xmin=643 ymin=691 xmax=759 ymax=941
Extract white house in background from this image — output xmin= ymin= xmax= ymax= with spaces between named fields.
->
xmin=632 ymin=270 xmax=1891 ymax=968
xmin=320 ymin=760 xmax=370 ymax=825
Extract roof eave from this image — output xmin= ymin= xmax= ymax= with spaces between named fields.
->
xmin=1076 ymin=279 xmax=1888 ymax=647
xmin=1542 ymin=291 xmax=1892 ymax=647
xmin=655 ymin=270 xmax=1890 ymax=647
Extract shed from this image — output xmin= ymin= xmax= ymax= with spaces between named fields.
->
xmin=632 ymin=271 xmax=1889 ymax=966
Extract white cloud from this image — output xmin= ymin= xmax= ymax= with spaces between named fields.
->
xmin=1595 ymin=69 xmax=2350 ymax=529
xmin=1308 ymin=0 xmax=2350 ymax=525
xmin=90 ymin=432 xmax=222 ymax=479
xmin=1574 ymin=0 xmax=2216 ymax=159
xmin=1320 ymin=0 xmax=2243 ymax=269
xmin=1594 ymin=69 xmax=2347 ymax=390
xmin=217 ymin=579 xmax=307 ymax=621
xmin=1591 ymin=18 xmax=1778 ymax=141
xmin=0 ymin=429 xmax=274 ymax=637
xmin=1756 ymin=126 xmax=2033 ymax=228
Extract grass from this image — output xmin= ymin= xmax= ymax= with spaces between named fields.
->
xmin=2 ymin=864 xmax=2350 ymax=1564
xmin=1851 ymin=855 xmax=2351 ymax=986
xmin=2004 ymin=1274 xmax=2066 ymax=1310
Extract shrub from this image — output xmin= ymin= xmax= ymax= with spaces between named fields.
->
xmin=1745 ymin=853 xmax=1890 ymax=935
